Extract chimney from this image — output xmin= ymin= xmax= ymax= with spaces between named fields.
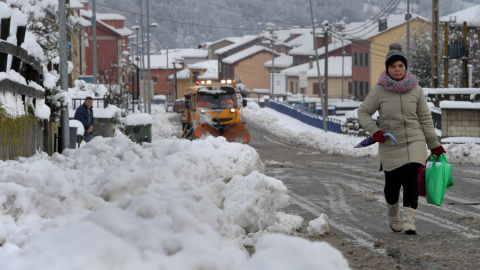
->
xmin=379 ymin=17 xmax=387 ymax=32
xmin=309 ymin=56 xmax=313 ymax=69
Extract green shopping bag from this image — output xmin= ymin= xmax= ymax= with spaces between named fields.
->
xmin=425 ymin=153 xmax=454 ymax=206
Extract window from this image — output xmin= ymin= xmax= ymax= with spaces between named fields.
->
xmin=353 ymin=52 xmax=358 ymax=66
xmin=192 ymin=72 xmax=199 ymax=82
xmin=365 ymin=53 xmax=369 ymax=67
xmin=359 ymin=53 xmax=363 ymax=67
xmin=313 ymin=83 xmax=320 ymax=95
xmin=152 ymin=76 xmax=158 ymax=84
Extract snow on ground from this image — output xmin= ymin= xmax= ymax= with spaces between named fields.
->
xmin=0 ymin=104 xmax=349 ymax=269
xmin=243 ymin=101 xmax=480 ymax=166
xmin=1 ymin=99 xmax=478 ymax=269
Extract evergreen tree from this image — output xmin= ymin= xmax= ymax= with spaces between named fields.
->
xmin=397 ymin=23 xmax=433 ymax=88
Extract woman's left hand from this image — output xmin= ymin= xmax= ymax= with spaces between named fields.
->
xmin=431 ymin=145 xmax=446 ymax=156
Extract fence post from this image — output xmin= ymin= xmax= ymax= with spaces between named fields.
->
xmin=11 ymin=26 xmax=26 ymax=72
xmin=0 ymin=17 xmax=10 ymax=72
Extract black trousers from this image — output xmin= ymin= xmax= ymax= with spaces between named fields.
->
xmin=384 ymin=163 xmax=422 ymax=209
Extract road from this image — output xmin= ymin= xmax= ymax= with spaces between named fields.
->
xmin=167 ymin=112 xmax=480 ymax=269
xmin=246 ymin=119 xmax=480 ymax=270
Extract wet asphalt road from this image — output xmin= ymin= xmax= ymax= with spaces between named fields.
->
xmin=246 ymin=120 xmax=480 ymax=270
xmin=168 ymin=112 xmax=480 ymax=269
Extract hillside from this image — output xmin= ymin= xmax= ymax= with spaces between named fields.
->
xmin=94 ymin=0 xmax=478 ymax=50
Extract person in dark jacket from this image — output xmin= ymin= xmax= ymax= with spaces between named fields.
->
xmin=358 ymin=44 xmax=446 ymax=235
xmin=74 ymin=96 xmax=95 ymax=142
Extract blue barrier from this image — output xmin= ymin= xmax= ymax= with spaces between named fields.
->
xmin=268 ymin=100 xmax=341 ymax=133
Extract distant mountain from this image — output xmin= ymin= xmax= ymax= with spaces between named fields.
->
xmin=94 ymin=0 xmax=478 ymax=51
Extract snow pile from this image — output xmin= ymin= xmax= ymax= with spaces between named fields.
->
xmin=244 ymin=101 xmax=378 ymax=158
xmin=0 ymin=106 xmax=350 ymax=269
xmin=307 ymin=214 xmax=331 ymax=235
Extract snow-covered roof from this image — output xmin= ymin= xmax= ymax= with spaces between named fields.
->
xmin=70 ymin=15 xmax=92 ymax=28
xmin=215 ymin=35 xmax=259 ymax=55
xmin=144 ymin=51 xmax=182 ymax=69
xmin=69 ymin=0 xmax=84 ymax=9
xmin=178 ymin=48 xmax=208 ymax=58
xmin=173 ymin=68 xmax=191 ymax=80
xmin=289 ymin=34 xmax=350 ymax=56
xmin=144 ymin=49 xmax=207 ymax=69
xmin=341 ymin=14 xmax=429 ymax=40
xmin=222 ymin=45 xmax=276 ymax=64
xmin=287 ymin=31 xmax=317 ymax=48
xmin=169 ymin=60 xmax=218 ymax=80
xmin=264 ymin=55 xmax=293 ymax=68
xmin=440 ymin=4 xmax=480 ymax=26
xmin=189 ymin=60 xmax=217 ymax=70
xmin=281 ymin=56 xmax=352 ymax=78
xmin=80 ymin=9 xmax=132 ymax=37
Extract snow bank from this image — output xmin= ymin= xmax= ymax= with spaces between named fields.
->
xmin=0 ymin=106 xmax=350 ymax=269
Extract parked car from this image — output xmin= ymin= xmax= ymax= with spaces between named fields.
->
xmin=173 ymin=98 xmax=185 ymax=113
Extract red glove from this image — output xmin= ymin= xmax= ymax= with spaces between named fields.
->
xmin=373 ymin=130 xmax=387 ymax=143
xmin=431 ymin=145 xmax=446 ymax=156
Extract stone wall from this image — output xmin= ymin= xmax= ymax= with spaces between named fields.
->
xmin=441 ymin=108 xmax=480 ymax=137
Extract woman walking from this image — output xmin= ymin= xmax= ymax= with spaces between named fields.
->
xmin=357 ymin=43 xmax=446 ymax=235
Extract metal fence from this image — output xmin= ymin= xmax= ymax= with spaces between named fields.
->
xmin=269 ymin=100 xmax=342 ymax=133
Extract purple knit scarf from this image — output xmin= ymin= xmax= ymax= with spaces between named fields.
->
xmin=378 ymin=70 xmax=418 ymax=93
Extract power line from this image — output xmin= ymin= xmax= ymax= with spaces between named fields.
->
xmin=342 ymin=0 xmax=400 ymax=34
xmin=341 ymin=0 xmax=402 ymax=37
xmin=95 ymin=2 xmax=260 ymax=31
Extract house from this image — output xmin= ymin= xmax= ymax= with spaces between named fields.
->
xmin=172 ymin=60 xmax=218 ymax=100
xmin=280 ymin=56 xmax=352 ymax=100
xmin=341 ymin=14 xmax=431 ymax=100
xmin=221 ymin=45 xmax=280 ymax=92
xmin=216 ymin=35 xmax=263 ymax=80
xmin=265 ymin=31 xmax=352 ymax=98
xmin=80 ymin=2 xmax=132 ymax=86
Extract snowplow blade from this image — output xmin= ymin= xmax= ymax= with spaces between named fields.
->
xmin=193 ymin=122 xmax=250 ymax=144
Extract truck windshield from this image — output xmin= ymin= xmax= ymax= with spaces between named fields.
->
xmin=198 ymin=94 xmax=236 ymax=109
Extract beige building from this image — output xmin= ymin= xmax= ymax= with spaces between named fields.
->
xmin=221 ymin=45 xmax=280 ymax=92
xmin=281 ymin=56 xmax=352 ymax=99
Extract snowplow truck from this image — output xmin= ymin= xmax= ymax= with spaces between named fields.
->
xmin=181 ymin=79 xmax=250 ymax=144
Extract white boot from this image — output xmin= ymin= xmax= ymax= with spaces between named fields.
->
xmin=386 ymin=201 xmax=402 ymax=232
xmin=403 ymin=207 xmax=417 ymax=235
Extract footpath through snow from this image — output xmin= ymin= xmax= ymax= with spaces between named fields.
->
xmin=0 ymin=105 xmax=349 ymax=269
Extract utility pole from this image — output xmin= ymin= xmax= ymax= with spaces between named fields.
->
xmin=92 ymin=0 xmax=97 ymax=83
xmin=146 ymin=0 xmax=152 ymax=113
xmin=462 ymin=21 xmax=468 ymax=88
xmin=140 ymin=0 xmax=146 ymax=112
xmin=431 ymin=0 xmax=440 ymax=88
xmin=444 ymin=22 xmax=449 ymax=87
xmin=309 ymin=0 xmax=327 ymax=132
xmin=324 ymin=22 xmax=329 ymax=111
xmin=59 ymin=0 xmax=69 ymax=151
xmin=406 ymin=0 xmax=411 ymax=60
xmin=166 ymin=48 xmax=169 ymax=102
xmin=266 ymin=23 xmax=276 ymax=100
